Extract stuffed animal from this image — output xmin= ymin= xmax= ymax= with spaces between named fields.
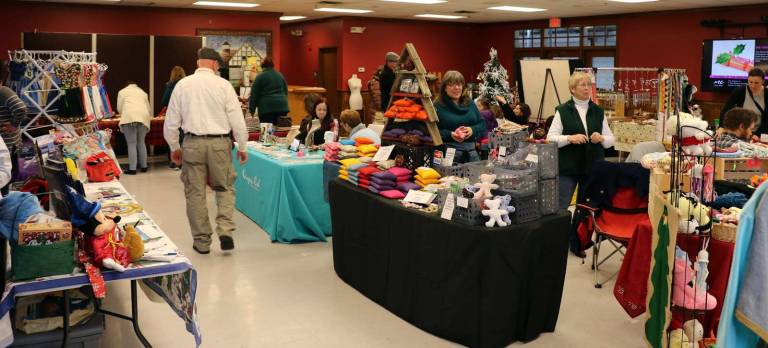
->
xmin=473 ymin=174 xmax=498 ymax=199
xmin=668 ymin=192 xmax=711 ymax=234
xmin=123 ymin=225 xmax=145 ymax=262
xmin=669 ymin=329 xmax=696 ymax=348
xmin=666 ymin=112 xmax=713 ymax=156
xmin=497 ymin=194 xmax=516 ymax=225
xmin=65 ymin=186 xmax=144 ymax=272
xmin=482 ymin=198 xmax=509 ymax=227
xmin=683 ymin=319 xmax=704 ymax=344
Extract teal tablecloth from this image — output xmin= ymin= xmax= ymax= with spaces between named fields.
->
xmin=233 ymin=146 xmax=331 ymax=243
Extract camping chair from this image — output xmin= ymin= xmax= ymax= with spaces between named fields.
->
xmin=573 ymin=162 xmax=650 ymax=288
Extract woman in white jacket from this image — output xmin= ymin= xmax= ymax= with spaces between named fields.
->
xmin=117 ymin=81 xmax=153 ymax=174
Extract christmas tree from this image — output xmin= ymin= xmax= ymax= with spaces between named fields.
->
xmin=477 ymin=48 xmax=513 ymax=105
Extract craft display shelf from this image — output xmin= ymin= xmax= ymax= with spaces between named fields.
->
xmin=714 ymin=157 xmax=768 ymax=182
xmin=383 ymin=43 xmax=443 ymax=146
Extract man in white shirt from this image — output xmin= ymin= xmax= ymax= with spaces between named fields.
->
xmin=164 ymin=48 xmax=249 ymax=254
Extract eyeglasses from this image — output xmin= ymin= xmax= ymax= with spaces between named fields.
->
xmin=447 ymin=83 xmax=463 ymax=89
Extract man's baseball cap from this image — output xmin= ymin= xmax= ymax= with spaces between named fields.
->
xmin=198 ymin=47 xmax=224 ymax=65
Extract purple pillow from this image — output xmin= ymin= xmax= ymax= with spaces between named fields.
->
xmin=397 ymin=182 xmax=421 ymax=193
xmin=372 ymin=176 xmax=396 ymax=186
xmin=387 ymin=167 xmax=412 ymax=177
xmin=371 ymin=171 xmax=397 ymax=181
xmin=408 ymin=129 xmax=425 ymax=137
xmin=371 ymin=181 xmax=396 ymax=191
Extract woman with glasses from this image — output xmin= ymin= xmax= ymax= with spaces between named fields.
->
xmin=547 ymin=71 xmax=615 ymax=257
xmin=434 ymin=70 xmax=486 ymax=163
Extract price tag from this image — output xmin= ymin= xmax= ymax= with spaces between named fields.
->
xmin=372 ymin=145 xmax=395 ymax=162
xmin=526 ymin=154 xmax=539 ymax=163
xmin=762 ymin=134 xmax=768 ymax=143
xmin=499 ymin=146 xmax=507 ymax=157
xmin=457 ymin=196 xmax=469 ymax=208
xmin=443 ymin=148 xmax=456 ymax=167
xmin=440 ymin=193 xmax=455 ymax=220
xmin=289 ymin=139 xmax=301 ymax=152
xmin=403 ymin=190 xmax=436 ymax=205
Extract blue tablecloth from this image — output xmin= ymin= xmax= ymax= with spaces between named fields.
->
xmin=233 ymin=146 xmax=331 ymax=243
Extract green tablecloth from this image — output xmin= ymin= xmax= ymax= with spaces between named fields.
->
xmin=233 ymin=145 xmax=331 ymax=243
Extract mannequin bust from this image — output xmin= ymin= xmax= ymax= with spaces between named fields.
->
xmin=348 ymin=74 xmax=363 ymax=111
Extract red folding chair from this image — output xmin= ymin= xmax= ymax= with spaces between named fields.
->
xmin=576 ymin=186 xmax=650 ymax=288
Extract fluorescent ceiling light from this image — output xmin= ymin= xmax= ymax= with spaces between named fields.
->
xmin=609 ymin=0 xmax=658 ymax=2
xmin=415 ymin=14 xmax=466 ymax=19
xmin=382 ymin=0 xmax=447 ymax=4
xmin=315 ymin=7 xmax=373 ymax=14
xmin=280 ymin=16 xmax=307 ymax=21
xmin=193 ymin=1 xmax=259 ymax=8
xmin=487 ymin=6 xmax=546 ymax=12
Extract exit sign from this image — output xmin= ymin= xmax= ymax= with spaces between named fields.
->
xmin=549 ymin=18 xmax=561 ymax=28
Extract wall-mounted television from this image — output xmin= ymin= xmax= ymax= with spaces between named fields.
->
xmin=701 ymin=38 xmax=768 ymax=92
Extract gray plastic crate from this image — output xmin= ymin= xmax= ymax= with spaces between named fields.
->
xmin=539 ymin=178 xmax=559 ymax=215
xmin=489 ymin=131 xmax=528 ymax=151
xmin=533 ymin=143 xmax=558 ymax=179
xmin=434 ymin=163 xmax=467 ymax=178
xmin=504 ymin=191 xmax=540 ymax=224
xmin=436 ymin=189 xmax=485 ymax=226
xmin=464 ymin=161 xmax=538 ymax=196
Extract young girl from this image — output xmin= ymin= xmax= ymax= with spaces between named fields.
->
xmin=298 ymin=98 xmax=338 ymax=146
xmin=475 ymin=97 xmax=499 ymax=159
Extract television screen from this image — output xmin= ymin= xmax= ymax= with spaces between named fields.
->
xmin=701 ymin=38 xmax=768 ymax=92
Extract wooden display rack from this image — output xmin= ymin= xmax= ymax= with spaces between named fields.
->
xmin=714 ymin=157 xmax=768 ymax=181
xmin=384 ymin=43 xmax=443 ymax=146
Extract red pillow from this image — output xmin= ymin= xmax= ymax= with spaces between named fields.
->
xmin=380 ymin=190 xmax=406 ymax=199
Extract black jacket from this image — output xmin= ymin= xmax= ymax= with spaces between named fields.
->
xmin=380 ymin=66 xmax=396 ymax=111
xmin=499 ymin=102 xmax=528 ymax=124
xmin=721 ymin=86 xmax=768 ymax=135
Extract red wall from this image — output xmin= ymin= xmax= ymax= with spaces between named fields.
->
xmin=280 ymin=19 xmax=343 ymax=86
xmin=340 ymin=18 xmax=480 ymax=91
xmin=280 ymin=17 xmax=482 ymax=91
xmin=477 ymin=5 xmax=768 ymax=102
xmin=0 ymin=1 xmax=282 ymax=68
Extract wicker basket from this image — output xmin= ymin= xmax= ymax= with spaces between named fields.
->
xmin=712 ymin=222 xmax=737 ymax=243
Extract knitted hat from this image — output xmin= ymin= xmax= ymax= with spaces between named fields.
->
xmin=385 ymin=52 xmax=399 ymax=62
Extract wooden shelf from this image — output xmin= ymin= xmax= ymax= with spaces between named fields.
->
xmin=391 ymin=92 xmax=429 ymax=99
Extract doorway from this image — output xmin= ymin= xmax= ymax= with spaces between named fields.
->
xmin=319 ymin=47 xmax=339 ymax=116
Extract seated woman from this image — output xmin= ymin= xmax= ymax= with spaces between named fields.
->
xmin=496 ymin=95 xmax=531 ymax=125
xmin=716 ymin=107 xmax=759 ymax=150
xmin=340 ymin=109 xmax=381 ymax=145
xmin=435 ymin=70 xmax=486 ymax=163
xmin=298 ymin=97 xmax=337 ymax=146
xmin=546 ymin=71 xmax=615 ymax=257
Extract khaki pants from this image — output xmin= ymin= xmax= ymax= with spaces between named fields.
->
xmin=180 ymin=136 xmax=237 ymax=250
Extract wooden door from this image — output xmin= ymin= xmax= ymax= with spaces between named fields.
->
xmin=319 ymin=47 xmax=339 ymax=116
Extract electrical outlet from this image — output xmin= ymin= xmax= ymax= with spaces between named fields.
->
xmin=357 ymin=67 xmax=365 ymax=73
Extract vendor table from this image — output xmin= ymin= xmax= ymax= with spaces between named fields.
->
xmin=614 ymin=219 xmax=733 ymax=335
xmin=329 ymin=180 xmax=571 ymax=348
xmin=0 ymin=181 xmax=200 ymax=347
xmin=233 ymin=143 xmax=331 ymax=243
xmin=611 ymin=121 xmax=658 ymax=153
xmin=98 ymin=117 xmax=168 ymax=148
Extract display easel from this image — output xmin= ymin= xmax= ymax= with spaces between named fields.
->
xmin=7 ymin=49 xmax=100 ymax=141
xmin=535 ymin=68 xmax=562 ymax=125
xmin=384 ymin=43 xmax=443 ymax=146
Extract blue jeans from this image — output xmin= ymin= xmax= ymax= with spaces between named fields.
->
xmin=559 ymin=174 xmax=588 ymax=251
xmin=120 ymin=122 xmax=148 ymax=170
xmin=446 ymin=141 xmax=480 ymax=164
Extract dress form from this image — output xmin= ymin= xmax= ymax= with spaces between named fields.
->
xmin=348 ymin=74 xmax=363 ymax=111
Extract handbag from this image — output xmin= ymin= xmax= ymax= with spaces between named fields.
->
xmin=85 ymin=152 xmax=121 ymax=182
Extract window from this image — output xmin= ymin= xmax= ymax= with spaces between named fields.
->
xmin=544 ymin=27 xmax=581 ymax=48
xmin=592 ymin=56 xmax=615 ymax=90
xmin=514 ymin=29 xmax=541 ymax=48
xmin=583 ymin=25 xmax=617 ymax=47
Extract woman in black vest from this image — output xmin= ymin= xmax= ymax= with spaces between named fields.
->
xmin=546 ymin=71 xmax=615 ymax=257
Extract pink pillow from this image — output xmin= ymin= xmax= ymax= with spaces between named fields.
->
xmin=387 ymin=167 xmax=412 ymax=177
xmin=380 ymin=189 xmax=406 ymax=199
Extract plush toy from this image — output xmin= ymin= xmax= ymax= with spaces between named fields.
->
xmin=668 ymin=192 xmax=711 ymax=234
xmin=473 ymin=174 xmax=498 ymax=199
xmin=683 ymin=319 xmax=704 ymax=344
xmin=497 ymin=194 xmax=516 ymax=225
xmin=123 ymin=225 xmax=145 ymax=262
xmin=666 ymin=112 xmax=713 ymax=156
xmin=669 ymin=329 xmax=696 ymax=348
xmin=482 ymin=198 xmax=509 ymax=227
xmin=65 ymin=186 xmax=143 ymax=272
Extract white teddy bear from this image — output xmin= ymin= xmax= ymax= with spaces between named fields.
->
xmin=482 ymin=198 xmax=509 ymax=227
xmin=666 ymin=112 xmax=713 ymax=156
xmin=473 ymin=173 xmax=499 ymax=199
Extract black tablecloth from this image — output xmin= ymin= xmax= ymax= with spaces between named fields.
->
xmin=329 ymin=180 xmax=571 ymax=347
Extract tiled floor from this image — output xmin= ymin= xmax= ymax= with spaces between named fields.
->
xmin=101 ymin=165 xmax=647 ymax=347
